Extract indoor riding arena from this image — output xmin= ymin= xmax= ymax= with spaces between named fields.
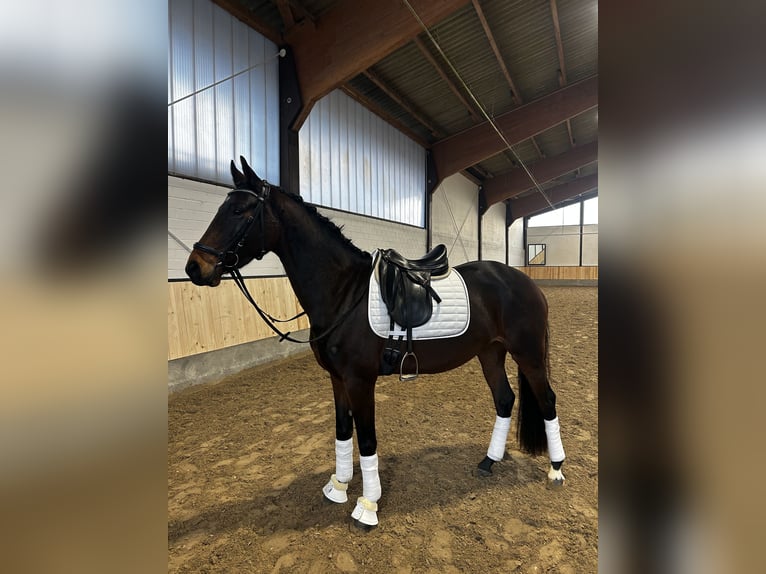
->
xmin=168 ymin=0 xmax=598 ymax=572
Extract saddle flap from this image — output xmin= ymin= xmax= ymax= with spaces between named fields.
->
xmin=378 ymin=267 xmax=432 ymax=328
xmin=376 ymin=246 xmax=450 ymax=329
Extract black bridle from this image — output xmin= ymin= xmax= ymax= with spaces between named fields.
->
xmin=193 ymin=183 xmax=271 ymax=269
xmin=192 ymin=181 xmax=369 ymax=345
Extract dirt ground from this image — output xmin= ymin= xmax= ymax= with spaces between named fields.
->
xmin=168 ymin=286 xmax=598 ymax=573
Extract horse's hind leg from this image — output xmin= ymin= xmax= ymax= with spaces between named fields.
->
xmin=476 ymin=342 xmax=516 ymax=476
xmin=515 ymin=358 xmax=567 ymax=487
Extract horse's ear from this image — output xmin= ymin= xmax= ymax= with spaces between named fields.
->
xmin=239 ymin=155 xmax=262 ymax=185
xmin=230 ymin=160 xmax=246 ymax=187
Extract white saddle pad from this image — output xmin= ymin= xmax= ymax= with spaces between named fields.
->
xmin=368 ymin=264 xmax=470 ymax=340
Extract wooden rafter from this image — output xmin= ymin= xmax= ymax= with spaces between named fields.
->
xmin=288 ymin=0 xmax=471 ymax=129
xmin=472 ymin=0 xmax=519 ymax=104
xmin=472 ymin=0 xmax=544 ymax=161
xmin=275 ymin=0 xmax=295 ymax=30
xmin=550 ymin=0 xmax=576 ymax=148
xmin=550 ymin=0 xmax=567 ymax=85
xmin=432 ymin=75 xmax=598 ymax=183
xmin=470 ymin=164 xmax=493 ymax=179
xmin=212 ymin=0 xmax=281 ymax=44
xmin=509 ymin=173 xmax=597 ymax=221
xmin=414 ymin=36 xmax=482 ymax=123
xmin=362 ymin=69 xmax=443 ymax=138
xmin=483 ymin=141 xmax=597 ymax=207
xmin=285 ymin=0 xmax=315 ymax=25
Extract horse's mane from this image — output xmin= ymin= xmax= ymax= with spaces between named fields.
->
xmin=278 ymin=188 xmax=371 ymax=261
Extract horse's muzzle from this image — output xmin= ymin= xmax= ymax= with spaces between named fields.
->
xmin=185 ymin=254 xmax=221 ymax=286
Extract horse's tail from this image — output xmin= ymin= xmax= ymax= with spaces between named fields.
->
xmin=516 ymin=324 xmax=550 ymax=456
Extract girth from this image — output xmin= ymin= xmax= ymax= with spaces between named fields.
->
xmin=376 ymin=244 xmax=450 ymax=380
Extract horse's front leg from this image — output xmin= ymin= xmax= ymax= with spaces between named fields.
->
xmin=322 ymin=375 xmax=355 ymax=504
xmin=346 ymin=376 xmax=380 ymax=529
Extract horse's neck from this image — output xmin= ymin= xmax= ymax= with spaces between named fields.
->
xmin=272 ymin=193 xmax=370 ymax=325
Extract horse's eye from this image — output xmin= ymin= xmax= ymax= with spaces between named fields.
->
xmin=233 ymin=208 xmax=243 ymax=215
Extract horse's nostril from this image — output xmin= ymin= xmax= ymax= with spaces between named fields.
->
xmin=186 ymin=259 xmax=200 ymax=279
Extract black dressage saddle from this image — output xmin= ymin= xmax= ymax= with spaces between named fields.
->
xmin=377 ymin=244 xmax=450 ymax=380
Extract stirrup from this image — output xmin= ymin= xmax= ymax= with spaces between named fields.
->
xmin=400 ymin=351 xmax=418 ymax=382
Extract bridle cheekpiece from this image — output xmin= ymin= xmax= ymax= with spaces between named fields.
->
xmin=193 ymin=181 xmax=271 ymax=269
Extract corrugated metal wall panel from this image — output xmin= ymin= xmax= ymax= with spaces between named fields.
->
xmin=170 ymin=0 xmax=194 ymax=103
xmin=168 ymin=0 xmax=280 ymax=186
xmin=196 ymin=89 xmax=216 ymax=180
xmin=213 ymin=6 xmax=232 ymax=82
xmin=299 ymin=90 xmax=425 ymax=227
xmin=173 ymin=97 xmax=196 ymax=174
xmin=194 ymin=0 xmax=214 ymax=91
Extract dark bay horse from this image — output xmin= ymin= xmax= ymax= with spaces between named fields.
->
xmin=185 ymin=157 xmax=566 ymax=528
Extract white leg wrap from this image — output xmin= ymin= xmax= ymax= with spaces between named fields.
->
xmin=322 ymin=438 xmax=354 ymax=504
xmin=359 ymin=454 xmax=381 ymax=502
xmin=335 ymin=438 xmax=354 ymax=482
xmin=487 ymin=415 xmax=511 ymax=461
xmin=351 ymin=454 xmax=380 ymax=526
xmin=544 ymin=417 xmax=566 ymax=463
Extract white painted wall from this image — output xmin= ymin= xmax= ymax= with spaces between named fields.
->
xmin=431 ymin=173 xmax=479 ymax=265
xmin=582 ymin=224 xmax=599 ymax=265
xmin=508 ymin=219 xmax=525 ymax=266
xmin=168 ymin=175 xmax=426 ymax=279
xmin=315 ymin=207 xmax=426 ymax=257
xmin=168 ymin=175 xmax=285 ymax=278
xmin=526 ymin=224 xmax=599 ymax=266
xmin=481 ymin=201 xmax=506 ymax=263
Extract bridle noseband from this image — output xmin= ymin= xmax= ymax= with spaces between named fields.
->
xmin=193 ymin=182 xmax=271 ymax=269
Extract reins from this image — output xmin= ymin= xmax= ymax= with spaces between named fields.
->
xmin=229 ymin=266 xmax=369 ymax=344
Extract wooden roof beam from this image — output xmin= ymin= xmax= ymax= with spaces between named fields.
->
xmin=509 ymin=173 xmax=597 ymax=222
xmin=288 ymin=0 xmax=471 ymax=129
xmin=472 ymin=0 xmax=545 ymax=161
xmin=212 ymin=0 xmax=282 ymax=44
xmin=431 ymin=75 xmax=597 ymax=184
xmin=362 ymin=69 xmax=443 ymax=138
xmin=530 ymin=137 xmax=545 ymax=159
xmin=414 ymin=36 xmax=483 ymax=123
xmin=550 ymin=0 xmax=568 ymax=86
xmin=550 ymin=0 xmax=578 ymax=150
xmin=285 ymin=0 xmax=316 ymax=26
xmin=472 ymin=0 xmax=520 ymax=104
xmin=483 ymin=141 xmax=597 ymax=207
xmin=275 ymin=0 xmax=295 ymax=30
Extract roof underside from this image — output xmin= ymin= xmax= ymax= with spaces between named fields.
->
xmin=218 ymin=0 xmax=598 ymax=217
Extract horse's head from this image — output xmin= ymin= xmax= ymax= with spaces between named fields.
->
xmin=185 ymin=157 xmax=276 ymax=286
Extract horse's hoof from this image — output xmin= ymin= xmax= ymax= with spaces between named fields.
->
xmin=351 ymin=518 xmax=377 ymax=532
xmin=476 ymin=467 xmax=493 ymax=478
xmin=476 ymin=456 xmax=494 ymax=477
xmin=547 ymin=477 xmax=565 ymax=490
xmin=546 ymin=466 xmax=565 ymax=489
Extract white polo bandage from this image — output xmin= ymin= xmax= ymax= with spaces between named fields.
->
xmin=544 ymin=417 xmax=565 ymax=462
xmin=487 ymin=415 xmax=511 ymax=461
xmin=335 ymin=438 xmax=353 ymax=483
xmin=359 ymin=453 xmax=381 ymax=503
